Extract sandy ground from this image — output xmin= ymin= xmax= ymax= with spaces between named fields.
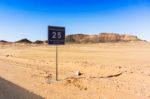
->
xmin=0 ymin=42 xmax=150 ymax=99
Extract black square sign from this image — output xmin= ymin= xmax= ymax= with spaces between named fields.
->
xmin=48 ymin=26 xmax=65 ymax=45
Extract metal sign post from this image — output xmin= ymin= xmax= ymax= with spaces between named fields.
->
xmin=56 ymin=45 xmax=58 ymax=81
xmin=48 ymin=26 xmax=65 ymax=81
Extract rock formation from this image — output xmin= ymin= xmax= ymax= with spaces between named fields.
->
xmin=0 ymin=33 xmax=143 ymax=44
xmin=0 ymin=40 xmax=8 ymax=43
xmin=33 ymin=40 xmax=44 ymax=44
xmin=66 ymin=33 xmax=142 ymax=43
xmin=15 ymin=38 xmax=32 ymax=44
xmin=99 ymin=33 xmax=120 ymax=42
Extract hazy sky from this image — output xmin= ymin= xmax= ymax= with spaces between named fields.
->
xmin=0 ymin=0 xmax=150 ymax=41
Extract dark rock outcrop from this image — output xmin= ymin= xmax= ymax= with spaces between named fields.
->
xmin=33 ymin=40 xmax=44 ymax=44
xmin=15 ymin=38 xmax=32 ymax=44
xmin=0 ymin=40 xmax=8 ymax=43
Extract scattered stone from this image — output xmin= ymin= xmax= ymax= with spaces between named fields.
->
xmin=64 ymin=77 xmax=87 ymax=90
xmin=6 ymin=54 xmax=13 ymax=57
xmin=84 ymin=87 xmax=87 ymax=90
xmin=75 ymin=71 xmax=82 ymax=76
xmin=118 ymin=66 xmax=122 ymax=69
xmin=45 ymin=74 xmax=55 ymax=84
xmin=45 ymin=74 xmax=52 ymax=79
xmin=44 ymin=70 xmax=50 ymax=74
xmin=130 ymin=72 xmax=133 ymax=74
xmin=6 ymin=55 xmax=9 ymax=57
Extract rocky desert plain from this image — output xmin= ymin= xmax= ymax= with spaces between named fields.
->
xmin=0 ymin=33 xmax=150 ymax=99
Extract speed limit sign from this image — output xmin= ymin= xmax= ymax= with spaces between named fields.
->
xmin=48 ymin=26 xmax=65 ymax=45
xmin=48 ymin=26 xmax=65 ymax=81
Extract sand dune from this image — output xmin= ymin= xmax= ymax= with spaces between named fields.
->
xmin=0 ymin=42 xmax=150 ymax=99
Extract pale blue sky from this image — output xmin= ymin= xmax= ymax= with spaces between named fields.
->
xmin=0 ymin=0 xmax=150 ymax=41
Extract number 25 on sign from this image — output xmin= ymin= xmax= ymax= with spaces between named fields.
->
xmin=52 ymin=32 xmax=62 ymax=39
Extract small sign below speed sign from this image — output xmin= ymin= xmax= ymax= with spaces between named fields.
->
xmin=48 ymin=26 xmax=65 ymax=45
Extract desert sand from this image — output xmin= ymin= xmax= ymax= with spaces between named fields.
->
xmin=0 ymin=42 xmax=150 ymax=99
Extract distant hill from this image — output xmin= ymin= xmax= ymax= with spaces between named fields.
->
xmin=0 ymin=40 xmax=11 ymax=45
xmin=0 ymin=40 xmax=8 ymax=43
xmin=65 ymin=33 xmax=143 ymax=43
xmin=15 ymin=38 xmax=32 ymax=44
xmin=33 ymin=40 xmax=44 ymax=44
xmin=0 ymin=33 xmax=145 ymax=45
